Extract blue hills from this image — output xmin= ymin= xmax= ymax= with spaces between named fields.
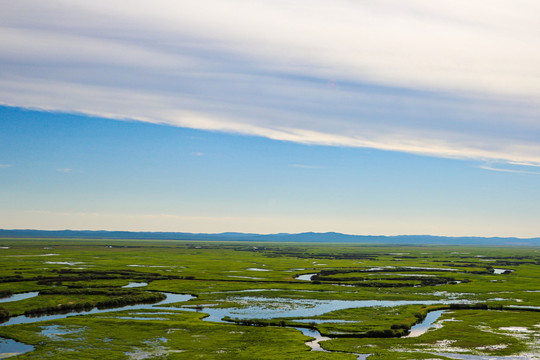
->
xmin=0 ymin=229 xmax=538 ymax=245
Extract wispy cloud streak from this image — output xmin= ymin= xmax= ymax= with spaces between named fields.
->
xmin=479 ymin=163 xmax=540 ymax=175
xmin=1 ymin=0 xmax=539 ymax=166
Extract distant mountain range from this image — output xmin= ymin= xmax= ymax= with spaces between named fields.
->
xmin=0 ymin=229 xmax=538 ymax=246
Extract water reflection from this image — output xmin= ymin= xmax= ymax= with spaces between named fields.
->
xmin=295 ymin=274 xmax=316 ymax=281
xmin=189 ymin=297 xmax=466 ymax=323
xmin=296 ymin=327 xmax=370 ymax=359
xmin=493 ymin=269 xmax=514 ymax=275
xmin=0 ymin=338 xmax=33 ymax=359
xmin=404 ymin=310 xmax=445 ymax=338
xmin=296 ymin=327 xmax=330 ymax=351
xmin=122 ymin=282 xmax=148 ymax=288
xmin=0 ymin=292 xmax=194 ymax=358
xmin=0 ymin=292 xmax=490 ymax=360
xmin=1 ymin=293 xmax=193 ymax=326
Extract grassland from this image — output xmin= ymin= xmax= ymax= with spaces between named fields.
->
xmin=0 ymin=238 xmax=538 ymax=359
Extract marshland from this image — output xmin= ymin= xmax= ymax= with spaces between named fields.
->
xmin=0 ymin=239 xmax=538 ymax=359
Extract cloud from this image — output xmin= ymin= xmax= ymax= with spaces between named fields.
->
xmin=56 ymin=168 xmax=73 ymax=173
xmin=0 ymin=164 xmax=12 ymax=168
xmin=478 ymin=162 xmax=540 ymax=175
xmin=1 ymin=1 xmax=540 ymax=166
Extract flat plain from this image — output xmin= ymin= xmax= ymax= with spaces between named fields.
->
xmin=0 ymin=238 xmax=538 ymax=359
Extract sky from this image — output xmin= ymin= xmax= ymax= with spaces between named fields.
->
xmin=0 ymin=1 xmax=539 ymax=237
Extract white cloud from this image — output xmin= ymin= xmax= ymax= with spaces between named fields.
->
xmin=1 ymin=0 xmax=540 ymax=166
xmin=478 ymin=163 xmax=540 ymax=175
xmin=0 ymin=164 xmax=12 ymax=168
xmin=56 ymin=168 xmax=73 ymax=173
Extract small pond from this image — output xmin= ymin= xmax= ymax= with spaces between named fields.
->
xmin=40 ymin=324 xmax=85 ymax=339
xmin=493 ymin=269 xmax=514 ymax=275
xmin=44 ymin=261 xmax=84 ymax=266
xmin=122 ymin=282 xmax=148 ymax=288
xmin=295 ymin=273 xmax=316 ymax=281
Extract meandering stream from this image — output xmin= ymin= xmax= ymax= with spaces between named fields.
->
xmin=0 ymin=293 xmax=193 ymax=327
xmin=0 ymin=291 xmax=473 ymax=359
xmin=0 ymin=292 xmax=193 ymax=359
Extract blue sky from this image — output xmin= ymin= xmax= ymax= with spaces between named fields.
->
xmin=1 ymin=106 xmax=538 ymax=237
xmin=1 ymin=1 xmax=539 ymax=236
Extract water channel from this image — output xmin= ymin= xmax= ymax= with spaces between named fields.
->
xmin=404 ymin=310 xmax=445 ymax=338
xmin=189 ymin=296 xmax=458 ymax=322
xmin=0 ymin=291 xmax=482 ymax=359
xmin=0 ymin=292 xmax=193 ymax=359
xmin=0 ymin=293 xmax=39 ymax=304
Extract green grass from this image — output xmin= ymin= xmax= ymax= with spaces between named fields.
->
xmin=0 ymin=238 xmax=538 ymax=359
xmin=325 ymin=309 xmax=540 ymax=358
xmin=1 ymin=310 xmax=355 ymax=359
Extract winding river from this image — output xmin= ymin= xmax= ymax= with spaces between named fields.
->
xmin=0 ymin=291 xmax=466 ymax=359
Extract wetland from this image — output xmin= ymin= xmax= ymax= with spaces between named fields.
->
xmin=0 ymin=239 xmax=538 ymax=359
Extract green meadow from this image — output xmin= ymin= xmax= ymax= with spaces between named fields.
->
xmin=0 ymin=238 xmax=538 ymax=359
